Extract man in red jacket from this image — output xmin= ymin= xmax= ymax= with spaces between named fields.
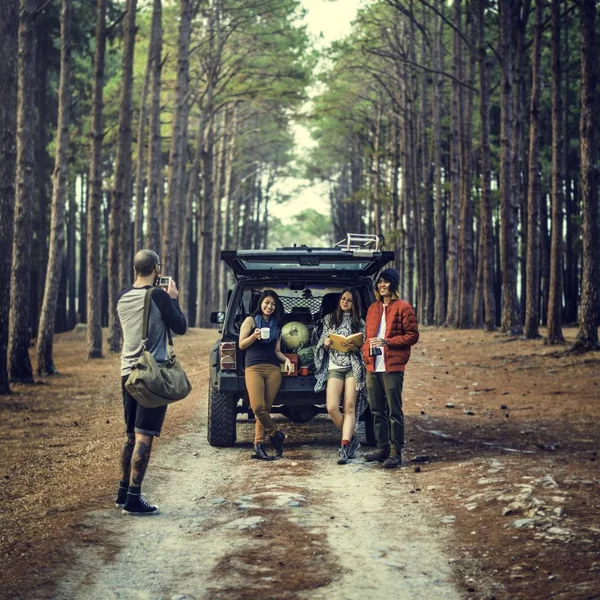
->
xmin=362 ymin=268 xmax=419 ymax=468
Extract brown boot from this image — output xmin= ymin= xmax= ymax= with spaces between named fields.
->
xmin=364 ymin=447 xmax=390 ymax=462
xmin=382 ymin=448 xmax=401 ymax=468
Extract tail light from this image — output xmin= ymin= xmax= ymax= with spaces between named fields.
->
xmin=220 ymin=342 xmax=237 ymax=370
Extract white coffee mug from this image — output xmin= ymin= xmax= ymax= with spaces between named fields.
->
xmin=260 ymin=327 xmax=270 ymax=340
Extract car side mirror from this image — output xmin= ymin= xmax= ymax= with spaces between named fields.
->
xmin=210 ymin=311 xmax=225 ymax=324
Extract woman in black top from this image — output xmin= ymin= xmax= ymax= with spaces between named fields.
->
xmin=239 ymin=290 xmax=293 ymax=460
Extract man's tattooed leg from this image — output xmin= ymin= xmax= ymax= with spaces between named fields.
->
xmin=120 ymin=435 xmax=135 ymax=482
xmin=130 ymin=435 xmax=153 ymax=487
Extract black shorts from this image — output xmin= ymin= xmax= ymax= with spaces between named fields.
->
xmin=121 ymin=375 xmax=168 ymax=437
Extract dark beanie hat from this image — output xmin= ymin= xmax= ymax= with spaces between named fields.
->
xmin=378 ymin=268 xmax=400 ymax=291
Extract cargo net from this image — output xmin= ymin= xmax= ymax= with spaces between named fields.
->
xmin=251 ymin=291 xmax=321 ymax=323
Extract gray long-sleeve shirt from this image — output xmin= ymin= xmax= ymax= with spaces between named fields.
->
xmin=117 ymin=286 xmax=187 ymax=376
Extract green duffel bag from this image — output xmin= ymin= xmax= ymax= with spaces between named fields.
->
xmin=297 ymin=345 xmax=316 ymax=373
xmin=125 ymin=288 xmax=192 ymax=408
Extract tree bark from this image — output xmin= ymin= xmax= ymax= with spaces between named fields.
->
xmin=457 ymin=2 xmax=475 ymax=328
xmin=145 ymin=0 xmax=163 ymax=254
xmin=199 ymin=104 xmax=215 ymax=327
xmin=8 ymin=0 xmax=37 ymax=383
xmin=78 ymin=174 xmax=87 ymax=323
xmin=182 ymin=106 xmax=207 ymax=325
xmin=32 ymin=26 xmax=51 ymax=340
xmin=524 ymin=0 xmax=543 ymax=338
xmin=108 ymin=0 xmax=137 ymax=353
xmin=574 ymin=0 xmax=599 ymax=350
xmin=433 ymin=0 xmax=446 ymax=326
xmin=67 ymin=180 xmax=77 ymax=330
xmin=162 ymin=0 xmax=192 ymax=275
xmin=446 ymin=0 xmax=462 ymax=327
xmin=134 ymin=65 xmax=150 ymax=254
xmin=87 ymin=0 xmax=106 ymax=359
xmin=218 ymin=103 xmax=238 ymax=307
xmin=499 ymin=0 xmax=522 ymax=334
xmin=475 ymin=0 xmax=495 ymax=331
xmin=36 ymin=0 xmax=73 ymax=375
xmin=546 ymin=0 xmax=565 ymax=344
xmin=0 ymin=0 xmax=18 ymax=394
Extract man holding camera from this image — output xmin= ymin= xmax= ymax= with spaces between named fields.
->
xmin=115 ymin=249 xmax=187 ymax=515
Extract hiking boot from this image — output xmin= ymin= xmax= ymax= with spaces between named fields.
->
xmin=364 ymin=447 xmax=390 ymax=462
xmin=337 ymin=445 xmax=350 ymax=465
xmin=347 ymin=436 xmax=361 ymax=459
xmin=382 ymin=449 xmax=401 ymax=469
xmin=252 ymin=442 xmax=275 ymax=461
xmin=122 ymin=493 xmax=159 ymax=516
xmin=269 ymin=430 xmax=286 ymax=457
xmin=115 ymin=483 xmax=128 ymax=508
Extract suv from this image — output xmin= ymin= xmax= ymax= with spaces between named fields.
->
xmin=207 ymin=235 xmax=394 ymax=447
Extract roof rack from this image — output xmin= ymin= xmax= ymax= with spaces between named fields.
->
xmin=335 ymin=233 xmax=380 ymax=252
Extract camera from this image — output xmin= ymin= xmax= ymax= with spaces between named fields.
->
xmin=158 ymin=276 xmax=171 ymax=288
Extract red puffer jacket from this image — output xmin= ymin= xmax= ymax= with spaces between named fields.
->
xmin=362 ymin=299 xmax=419 ymax=372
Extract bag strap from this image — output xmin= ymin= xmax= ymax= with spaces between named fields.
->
xmin=142 ymin=287 xmax=174 ymax=346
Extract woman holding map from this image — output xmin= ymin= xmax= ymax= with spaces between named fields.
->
xmin=314 ymin=288 xmax=367 ymax=464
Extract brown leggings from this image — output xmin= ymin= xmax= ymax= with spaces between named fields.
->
xmin=245 ymin=363 xmax=282 ymax=443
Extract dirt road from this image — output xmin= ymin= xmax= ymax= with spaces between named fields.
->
xmin=54 ymin=390 xmax=461 ymax=599
xmin=3 ymin=327 xmax=599 ymax=600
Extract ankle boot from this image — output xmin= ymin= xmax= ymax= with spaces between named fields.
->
xmin=382 ymin=448 xmax=401 ymax=468
xmin=364 ymin=447 xmax=390 ymax=462
xmin=253 ymin=442 xmax=274 ymax=461
xmin=269 ymin=430 xmax=285 ymax=457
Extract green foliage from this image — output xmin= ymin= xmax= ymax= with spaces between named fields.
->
xmin=268 ymin=208 xmax=332 ymax=248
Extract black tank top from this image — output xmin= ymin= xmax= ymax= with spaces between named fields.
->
xmin=245 ymin=336 xmax=280 ymax=368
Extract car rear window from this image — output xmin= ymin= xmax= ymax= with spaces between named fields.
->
xmin=231 ymin=283 xmax=372 ymax=326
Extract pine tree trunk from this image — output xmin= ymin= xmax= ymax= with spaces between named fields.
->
xmin=575 ymin=0 xmax=599 ymax=350
xmin=199 ymin=108 xmax=215 ymax=327
xmin=546 ymin=0 xmax=565 ymax=344
xmin=457 ymin=3 xmax=475 ymax=328
xmin=0 ymin=0 xmax=18 ymax=394
xmin=78 ymin=175 xmax=87 ymax=323
xmin=87 ymin=0 xmax=106 ymax=359
xmin=162 ymin=0 xmax=192 ymax=275
xmin=433 ymin=0 xmax=446 ymax=326
xmin=33 ymin=27 xmax=51 ymax=339
xmin=511 ymin=0 xmax=531 ymax=330
xmin=524 ymin=0 xmax=543 ymax=338
xmin=134 ymin=66 xmax=150 ymax=254
xmin=108 ymin=0 xmax=137 ymax=353
xmin=476 ymin=0 xmax=496 ymax=331
xmin=446 ymin=0 xmax=462 ymax=327
xmin=8 ymin=0 xmax=37 ymax=384
xmin=499 ymin=0 xmax=522 ymax=334
xmin=36 ymin=0 xmax=73 ymax=375
xmin=182 ymin=108 xmax=207 ymax=325
xmin=67 ymin=182 xmax=77 ymax=329
xmin=420 ymin=45 xmax=434 ymax=325
xmin=218 ymin=103 xmax=238 ymax=307
xmin=144 ymin=0 xmax=163 ymax=254
xmin=540 ymin=189 xmax=550 ymax=324
xmin=210 ymin=109 xmax=227 ymax=311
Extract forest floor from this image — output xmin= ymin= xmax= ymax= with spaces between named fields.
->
xmin=0 ymin=326 xmax=599 ymax=600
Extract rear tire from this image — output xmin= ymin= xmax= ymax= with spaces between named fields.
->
xmin=362 ymin=407 xmax=377 ymax=447
xmin=207 ymin=388 xmax=237 ymax=447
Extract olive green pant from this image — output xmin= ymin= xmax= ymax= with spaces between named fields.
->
xmin=245 ymin=363 xmax=282 ymax=443
xmin=366 ymin=371 xmax=405 ymax=451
